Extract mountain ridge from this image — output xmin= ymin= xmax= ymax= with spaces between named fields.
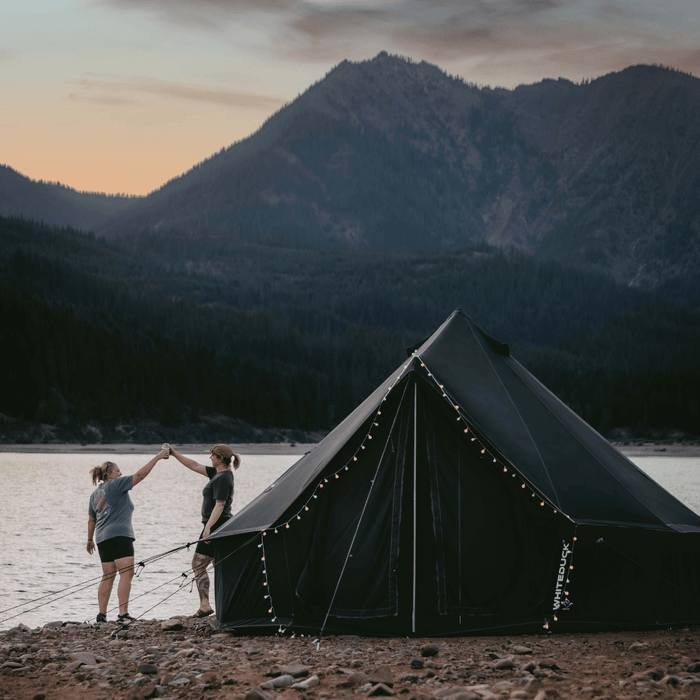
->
xmin=3 ymin=54 xmax=700 ymax=296
xmin=0 ymin=164 xmax=138 ymax=231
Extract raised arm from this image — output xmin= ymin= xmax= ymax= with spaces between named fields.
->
xmin=170 ymin=447 xmax=208 ymax=476
xmin=132 ymin=449 xmax=169 ymax=487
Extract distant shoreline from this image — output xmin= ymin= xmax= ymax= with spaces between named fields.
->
xmin=0 ymin=442 xmax=314 ymax=456
xmin=1 ymin=442 xmax=699 ymax=457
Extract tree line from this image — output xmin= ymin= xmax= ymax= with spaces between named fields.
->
xmin=1 ymin=216 xmax=698 ymax=441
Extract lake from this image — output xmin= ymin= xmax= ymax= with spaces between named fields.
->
xmin=1 ymin=451 xmax=698 ymax=630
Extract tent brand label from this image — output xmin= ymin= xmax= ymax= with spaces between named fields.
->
xmin=552 ymin=541 xmax=572 ymax=611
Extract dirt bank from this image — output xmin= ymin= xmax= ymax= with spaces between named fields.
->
xmin=2 ymin=617 xmax=700 ymax=700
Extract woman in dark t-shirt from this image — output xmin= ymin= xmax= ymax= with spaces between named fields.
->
xmin=170 ymin=444 xmax=240 ymax=618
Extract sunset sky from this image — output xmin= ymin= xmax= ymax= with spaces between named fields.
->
xmin=3 ymin=0 xmax=699 ymax=196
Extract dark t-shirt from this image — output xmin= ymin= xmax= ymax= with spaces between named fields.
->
xmin=201 ymin=466 xmax=234 ymax=524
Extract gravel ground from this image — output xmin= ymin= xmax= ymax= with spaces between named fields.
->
xmin=2 ymin=617 xmax=700 ymax=700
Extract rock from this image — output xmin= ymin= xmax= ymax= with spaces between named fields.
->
xmin=520 ymin=661 xmax=537 ymax=673
xmin=161 ymin=619 xmax=184 ymax=631
xmin=261 ymin=674 xmax=295 ymax=689
xmin=629 ymin=642 xmax=648 ymax=652
xmin=420 ymin=644 xmax=440 ymax=657
xmin=266 ymin=663 xmax=284 ymax=677
xmin=138 ymin=663 xmax=159 ymax=675
xmin=660 ymin=675 xmax=681 ymax=686
xmin=368 ymin=665 xmax=394 ymax=686
xmin=223 ymin=676 xmax=239 ymax=685
xmin=512 ymin=645 xmax=532 ymax=655
xmin=449 ymin=694 xmax=480 ymax=700
xmin=630 ymin=672 xmax=654 ymax=682
xmin=335 ymin=671 xmax=369 ymax=688
xmin=246 ymin=688 xmax=273 ymax=700
xmin=398 ymin=672 xmax=419 ymax=683
xmin=435 ymin=685 xmax=462 ymax=697
xmin=282 ymin=662 xmax=311 ymax=678
xmin=492 ymin=658 xmax=516 ymax=670
xmin=43 ymin=621 xmax=63 ymax=629
xmin=406 ymin=694 xmax=433 ymax=700
xmin=689 ymin=662 xmax=700 ymax=673
xmin=168 ymin=677 xmax=189 ymax=687
xmin=291 ymin=674 xmax=319 ymax=690
xmin=1 ymin=661 xmax=24 ymax=669
xmin=368 ymin=683 xmax=395 ymax=696
xmin=32 ymin=695 xmax=47 ymax=700
xmin=410 ymin=659 xmax=425 ymax=669
xmin=140 ymin=685 xmax=157 ymax=699
xmin=69 ymin=651 xmax=97 ymax=666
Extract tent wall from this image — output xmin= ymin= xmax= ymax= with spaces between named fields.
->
xmin=215 ymin=372 xmax=577 ymax=635
xmin=555 ymin=525 xmax=700 ymax=630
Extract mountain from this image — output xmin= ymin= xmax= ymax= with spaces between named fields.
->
xmin=97 ymin=53 xmax=700 ymax=297
xmin=0 ymin=165 xmax=138 ymax=232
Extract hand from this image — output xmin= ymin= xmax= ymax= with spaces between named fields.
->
xmin=87 ymin=541 xmax=95 ymax=555
xmin=202 ymin=527 xmax=211 ymax=542
xmin=158 ymin=449 xmax=170 ymax=460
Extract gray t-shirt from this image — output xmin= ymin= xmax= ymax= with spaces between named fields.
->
xmin=88 ymin=475 xmax=135 ymax=544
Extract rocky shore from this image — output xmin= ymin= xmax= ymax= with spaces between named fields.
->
xmin=2 ymin=617 xmax=699 ymax=700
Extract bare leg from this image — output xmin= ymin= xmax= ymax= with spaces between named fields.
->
xmin=114 ymin=556 xmax=135 ymax=616
xmin=192 ymin=553 xmax=214 ymax=613
xmin=98 ymin=562 xmax=117 ymax=614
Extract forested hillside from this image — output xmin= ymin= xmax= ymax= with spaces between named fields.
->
xmin=0 ymin=165 xmax=137 ymax=231
xmin=1 ymin=216 xmax=698 ymax=444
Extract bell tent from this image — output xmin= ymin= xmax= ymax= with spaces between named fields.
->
xmin=208 ymin=309 xmax=700 ymax=636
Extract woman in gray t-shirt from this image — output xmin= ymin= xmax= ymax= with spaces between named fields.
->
xmin=87 ymin=449 xmax=168 ymax=623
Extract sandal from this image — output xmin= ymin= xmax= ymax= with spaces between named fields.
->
xmin=117 ymin=613 xmax=137 ymax=623
xmin=96 ymin=613 xmax=107 ymax=623
xmin=192 ymin=609 xmax=214 ymax=618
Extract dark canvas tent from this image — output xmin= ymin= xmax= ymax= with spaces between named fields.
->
xmin=209 ymin=309 xmax=700 ymax=636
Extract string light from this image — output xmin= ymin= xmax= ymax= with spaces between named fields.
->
xmin=258 ymin=352 xmax=577 ymax=635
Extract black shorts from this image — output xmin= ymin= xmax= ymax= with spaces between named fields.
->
xmin=97 ymin=536 xmax=135 ymax=563
xmin=194 ymin=520 xmax=225 ymax=558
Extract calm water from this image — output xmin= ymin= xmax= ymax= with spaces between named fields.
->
xmin=1 ymin=453 xmax=698 ymax=630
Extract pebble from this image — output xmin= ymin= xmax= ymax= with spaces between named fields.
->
xmin=420 ymin=644 xmax=440 ymax=657
xmin=368 ymin=682 xmax=395 ymax=696
xmin=368 ymin=664 xmax=394 ymax=686
xmin=291 ymin=674 xmax=319 ymax=689
xmin=282 ymin=661 xmax=311 ymax=677
xmin=261 ymin=673 xmax=295 ymax=688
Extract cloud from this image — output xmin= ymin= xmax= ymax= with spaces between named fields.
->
xmin=101 ymin=0 xmax=700 ymax=83
xmin=68 ymin=75 xmax=288 ymax=109
xmin=101 ymin=0 xmax=297 ymax=30
xmin=0 ymin=49 xmax=16 ymax=63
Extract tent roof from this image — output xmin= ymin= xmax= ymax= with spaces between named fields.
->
xmin=213 ymin=309 xmax=700 ymax=539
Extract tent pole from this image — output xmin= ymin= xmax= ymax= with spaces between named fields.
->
xmin=412 ymin=382 xmax=418 ymax=634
